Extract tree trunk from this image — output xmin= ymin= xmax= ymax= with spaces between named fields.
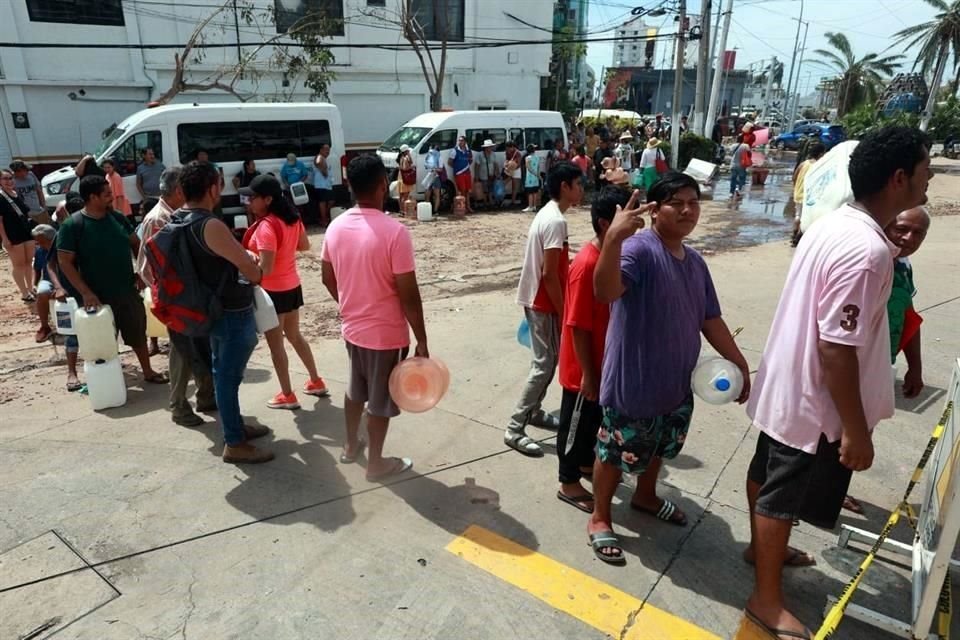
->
xmin=921 ymin=43 xmax=949 ymax=132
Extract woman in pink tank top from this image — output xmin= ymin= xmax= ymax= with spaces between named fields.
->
xmin=240 ymin=174 xmax=328 ymax=410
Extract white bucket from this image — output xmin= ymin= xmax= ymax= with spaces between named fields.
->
xmin=52 ymin=297 xmax=79 ymax=336
xmin=233 ymin=214 xmax=249 ymax=230
xmin=252 ymin=286 xmax=279 ymax=333
xmin=84 ymin=358 xmax=127 ymax=411
xmin=417 ymin=201 xmax=433 ymax=222
xmin=74 ymin=305 xmax=119 ymax=362
xmin=290 ymin=182 xmax=310 ymax=206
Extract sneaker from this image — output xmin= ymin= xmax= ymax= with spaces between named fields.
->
xmin=530 ymin=411 xmax=561 ymax=430
xmin=303 ymin=378 xmax=330 ymax=397
xmin=172 ymin=412 xmax=204 ymax=427
xmin=267 ymin=392 xmax=300 ymax=410
xmin=222 ymin=442 xmax=274 ymax=464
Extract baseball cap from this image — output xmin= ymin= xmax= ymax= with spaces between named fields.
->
xmin=238 ymin=174 xmax=284 ymax=199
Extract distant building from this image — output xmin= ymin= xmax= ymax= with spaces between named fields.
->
xmin=613 ymin=18 xmax=658 ymax=68
xmin=0 ymin=0 xmax=553 ymax=171
xmin=603 ymin=66 xmax=748 ymax=119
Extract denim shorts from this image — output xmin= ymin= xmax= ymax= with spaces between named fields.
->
xmin=596 ymin=394 xmax=694 ymax=475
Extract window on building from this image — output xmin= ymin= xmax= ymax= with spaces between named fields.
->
xmin=275 ymin=0 xmax=345 ymax=36
xmin=476 ymin=105 xmax=507 ymax=111
xmin=466 ymin=128 xmax=507 ymax=151
xmin=114 ymin=131 xmax=163 ymax=177
xmin=419 ymin=129 xmax=458 ymax=153
xmin=367 ymin=0 xmax=387 ymax=5
xmin=26 ymin=0 xmax=125 ymax=26
xmin=411 ymin=0 xmax=465 ymax=42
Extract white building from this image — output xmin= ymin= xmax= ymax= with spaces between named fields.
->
xmin=613 ymin=18 xmax=658 ymax=68
xmin=0 ymin=0 xmax=552 ymax=170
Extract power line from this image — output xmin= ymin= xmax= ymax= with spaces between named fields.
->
xmin=0 ymin=31 xmax=682 ymax=51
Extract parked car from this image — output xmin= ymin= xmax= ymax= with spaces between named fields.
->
xmin=772 ymin=123 xmax=846 ymax=151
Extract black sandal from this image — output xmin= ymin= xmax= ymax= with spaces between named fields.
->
xmin=589 ymin=530 xmax=625 ymax=565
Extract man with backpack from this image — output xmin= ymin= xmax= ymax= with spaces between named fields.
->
xmin=138 ymin=166 xmax=216 ymax=427
xmin=56 ymin=176 xmax=168 ymax=385
xmin=150 ymin=161 xmax=270 ymax=464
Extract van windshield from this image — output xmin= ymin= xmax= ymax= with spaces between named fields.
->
xmin=380 ymin=127 xmax=431 ymax=152
xmin=94 ymin=127 xmax=126 ymax=159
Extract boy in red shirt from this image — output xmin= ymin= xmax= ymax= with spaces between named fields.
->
xmin=556 ymin=186 xmax=629 ymax=511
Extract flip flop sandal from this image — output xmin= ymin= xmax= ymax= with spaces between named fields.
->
xmin=557 ymin=491 xmax=594 ymax=513
xmin=66 ymin=380 xmax=83 ymax=392
xmin=842 ymin=495 xmax=865 ymax=514
xmin=339 ymin=438 xmax=367 ymax=464
xmin=589 ymin=531 xmax=626 ymax=565
xmin=21 ymin=294 xmax=36 ymax=303
xmin=744 ymin=609 xmax=813 ymax=639
xmin=504 ymin=433 xmax=543 ymax=458
xmin=742 ymin=546 xmax=816 ymax=568
xmin=631 ymin=498 xmax=687 ymax=526
xmin=35 ymin=327 xmax=53 ymax=343
xmin=144 ymin=372 xmax=169 ymax=384
xmin=366 ymin=457 xmax=413 ymax=482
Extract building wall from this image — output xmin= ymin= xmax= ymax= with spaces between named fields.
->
xmin=0 ymin=0 xmax=552 ymax=169
xmin=604 ymin=68 xmax=748 ymax=119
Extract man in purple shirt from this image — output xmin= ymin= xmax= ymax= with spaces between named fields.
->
xmin=588 ymin=173 xmax=751 ymax=564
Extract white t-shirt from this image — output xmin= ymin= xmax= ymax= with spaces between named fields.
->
xmin=639 ymin=147 xmax=659 ymax=169
xmin=615 ymin=143 xmax=634 ymax=170
xmin=746 ymin=204 xmax=898 ymax=453
xmin=516 ymin=200 xmax=567 ymax=308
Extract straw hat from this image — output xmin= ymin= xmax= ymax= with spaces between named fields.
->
xmin=619 ymin=132 xmax=633 ymax=141
xmin=647 ymin=137 xmax=660 ymax=148
xmin=482 ymin=139 xmax=496 ymax=148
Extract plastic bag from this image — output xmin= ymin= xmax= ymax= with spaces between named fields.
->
xmin=493 ymin=179 xmax=506 ymax=202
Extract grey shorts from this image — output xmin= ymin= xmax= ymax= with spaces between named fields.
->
xmin=345 ymin=341 xmax=407 ymax=418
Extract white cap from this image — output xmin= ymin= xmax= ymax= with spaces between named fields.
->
xmin=399 ymin=144 xmax=411 ymax=153
xmin=482 ymin=139 xmax=496 ymax=148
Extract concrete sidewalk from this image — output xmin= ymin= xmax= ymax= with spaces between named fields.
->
xmin=1 ymin=215 xmax=959 ymax=640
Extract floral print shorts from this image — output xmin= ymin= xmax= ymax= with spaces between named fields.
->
xmin=596 ymin=394 xmax=695 ymax=475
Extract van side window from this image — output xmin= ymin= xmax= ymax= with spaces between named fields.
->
xmin=178 ymin=122 xmax=251 ymax=163
xmin=300 ymin=120 xmax=333 ymax=153
xmin=466 ymin=128 xmax=506 ymax=152
xmin=525 ymin=128 xmax=564 ymax=151
xmin=420 ymin=129 xmax=458 ymax=154
xmin=115 ymin=130 xmax=163 ymax=177
xmin=251 ymin=121 xmax=300 ymax=159
xmin=508 ymin=128 xmax=524 ymax=148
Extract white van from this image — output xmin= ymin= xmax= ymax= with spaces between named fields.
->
xmin=42 ymin=102 xmax=346 ymax=215
xmin=377 ymin=110 xmax=568 ymax=210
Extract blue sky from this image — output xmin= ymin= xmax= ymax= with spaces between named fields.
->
xmin=586 ymin=0 xmax=944 ymax=97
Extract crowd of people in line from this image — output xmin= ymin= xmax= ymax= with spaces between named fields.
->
xmin=0 ymin=121 xmax=935 ymax=639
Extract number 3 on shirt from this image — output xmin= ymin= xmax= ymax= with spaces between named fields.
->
xmin=840 ymin=304 xmax=860 ymax=331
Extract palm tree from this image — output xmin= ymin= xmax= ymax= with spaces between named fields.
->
xmin=813 ymin=33 xmax=902 ymax=117
xmin=893 ymin=0 xmax=960 ymax=131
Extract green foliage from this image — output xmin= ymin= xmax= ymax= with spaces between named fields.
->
xmin=578 ymin=116 xmax=639 ymax=133
xmin=813 ymin=32 xmax=902 ymax=116
xmin=839 ymin=103 xmax=920 ymax=138
xmin=678 ymin=133 xmax=716 ymax=169
xmin=929 ymin=95 xmax=960 ymax=138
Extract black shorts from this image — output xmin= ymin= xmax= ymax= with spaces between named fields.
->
xmin=103 ymin=290 xmax=147 ymax=349
xmin=747 ymin=431 xmax=853 ymax=529
xmin=266 ymin=285 xmax=304 ymax=315
xmin=315 ymin=188 xmax=334 ymax=203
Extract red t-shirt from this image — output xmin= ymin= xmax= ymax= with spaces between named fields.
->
xmin=558 ymin=242 xmax=610 ymax=392
xmin=531 ymin=243 xmax=569 ymax=314
xmin=571 ymin=155 xmax=589 ymax=174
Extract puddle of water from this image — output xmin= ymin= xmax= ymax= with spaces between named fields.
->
xmin=696 ymin=165 xmax=796 ymax=251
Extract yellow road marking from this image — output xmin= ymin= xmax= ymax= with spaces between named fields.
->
xmin=446 ymin=524 xmax=721 ymax=640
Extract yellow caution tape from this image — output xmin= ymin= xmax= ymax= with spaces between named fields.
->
xmin=815 ymin=402 xmax=954 ymax=639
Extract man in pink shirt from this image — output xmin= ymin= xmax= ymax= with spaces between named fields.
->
xmin=742 ymin=126 xmax=932 ymax=639
xmin=321 ymin=155 xmax=428 ymax=482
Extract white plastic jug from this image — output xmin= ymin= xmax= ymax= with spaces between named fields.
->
xmin=416 ymin=201 xmax=433 ymax=222
xmin=83 ymin=358 xmax=127 ymax=411
xmin=52 ymin=297 xmax=79 ymax=336
xmin=691 ymin=357 xmax=744 ymax=405
xmin=252 ymin=286 xmax=279 ymax=333
xmin=142 ymin=288 xmax=167 ymax=339
xmin=74 ymin=305 xmax=118 ymax=362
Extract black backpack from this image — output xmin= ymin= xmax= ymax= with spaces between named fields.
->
xmin=143 ymin=210 xmax=229 ymax=337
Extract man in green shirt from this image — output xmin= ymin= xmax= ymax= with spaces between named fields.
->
xmin=57 ymin=175 xmax=167 ymax=384
xmin=885 ymin=206 xmax=930 ymax=399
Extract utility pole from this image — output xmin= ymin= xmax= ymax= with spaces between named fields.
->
xmin=782 ymin=1 xmax=805 ymax=129
xmin=706 ymin=0 xmax=733 ymax=135
xmin=694 ymin=0 xmax=712 ymax=136
xmin=670 ymin=0 xmax=687 ymax=168
xmin=788 ymin=21 xmax=809 ymax=126
xmin=761 ymin=56 xmax=777 ymax=122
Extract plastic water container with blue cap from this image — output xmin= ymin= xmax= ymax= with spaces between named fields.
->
xmin=691 ymin=356 xmax=744 ymax=405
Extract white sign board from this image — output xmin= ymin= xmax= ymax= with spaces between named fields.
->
xmin=800 ymin=140 xmax=858 ymax=233
xmin=913 ymin=359 xmax=960 ymax=637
